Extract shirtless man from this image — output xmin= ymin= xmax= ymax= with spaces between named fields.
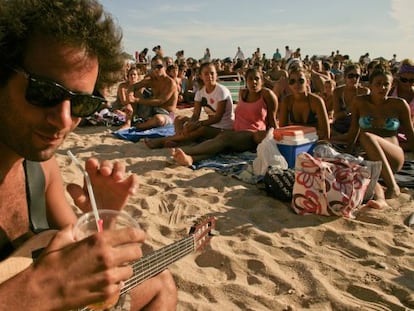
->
xmin=264 ymin=60 xmax=287 ymax=88
xmin=310 ymin=59 xmax=332 ymax=93
xmin=0 ymin=1 xmax=177 ymax=310
xmin=128 ymin=56 xmax=178 ymax=130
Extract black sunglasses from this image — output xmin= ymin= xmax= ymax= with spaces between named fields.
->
xmin=11 ymin=67 xmax=106 ymax=117
xmin=400 ymin=77 xmax=414 ymax=84
xmin=289 ymin=78 xmax=306 ymax=85
xmin=347 ymin=73 xmax=360 ymax=79
xmin=152 ymin=64 xmax=164 ymax=70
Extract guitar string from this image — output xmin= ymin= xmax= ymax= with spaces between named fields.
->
xmin=78 ymin=240 xmax=195 ymax=311
xmin=121 ymin=237 xmax=196 ymax=293
xmin=122 ymin=229 xmax=212 ymax=292
xmin=79 ymin=223 xmax=212 ymax=311
xmin=122 ymin=245 xmax=195 ymax=293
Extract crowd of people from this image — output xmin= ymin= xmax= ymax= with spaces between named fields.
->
xmin=109 ymin=45 xmax=414 ymax=210
xmin=1 ymin=0 xmax=413 ymax=310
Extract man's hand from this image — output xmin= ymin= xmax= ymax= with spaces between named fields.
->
xmin=66 ymin=158 xmax=138 ymax=213
xmin=27 ymin=225 xmax=144 ymax=310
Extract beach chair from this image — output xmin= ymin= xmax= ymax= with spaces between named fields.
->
xmin=217 ymin=75 xmax=245 ymax=104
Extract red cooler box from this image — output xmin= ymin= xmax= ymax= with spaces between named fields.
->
xmin=274 ymin=126 xmax=318 ymax=168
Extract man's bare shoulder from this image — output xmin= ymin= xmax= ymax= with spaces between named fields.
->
xmin=38 ymin=156 xmax=61 ymax=185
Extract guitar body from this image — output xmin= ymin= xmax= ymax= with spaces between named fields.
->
xmin=0 ymin=230 xmax=57 ymax=284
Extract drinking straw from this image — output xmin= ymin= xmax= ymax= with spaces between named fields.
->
xmin=67 ymin=151 xmax=103 ymax=232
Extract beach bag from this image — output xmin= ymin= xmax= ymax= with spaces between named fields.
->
xmin=291 ymin=152 xmax=371 ymax=218
xmin=253 ymin=128 xmax=288 ymax=176
xmin=263 ymin=166 xmax=295 ymax=202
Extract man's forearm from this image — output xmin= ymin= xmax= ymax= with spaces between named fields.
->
xmin=137 ymin=97 xmax=163 ymax=106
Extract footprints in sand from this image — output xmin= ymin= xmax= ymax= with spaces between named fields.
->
xmin=346 ymin=284 xmax=408 ymax=311
xmin=136 ymin=170 xmax=223 ymax=226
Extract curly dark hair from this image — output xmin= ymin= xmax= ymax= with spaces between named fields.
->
xmin=0 ymin=0 xmax=125 ymax=89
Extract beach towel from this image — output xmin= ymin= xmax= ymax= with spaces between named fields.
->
xmin=394 ymin=160 xmax=414 ymax=188
xmin=190 ymin=151 xmax=260 ymax=184
xmin=112 ymin=124 xmax=175 ymax=143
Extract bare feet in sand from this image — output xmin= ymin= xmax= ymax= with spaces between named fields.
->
xmin=171 ymin=148 xmax=193 ymax=166
xmin=364 ymin=183 xmax=392 ymax=209
xmin=365 ymin=198 xmax=391 ymax=209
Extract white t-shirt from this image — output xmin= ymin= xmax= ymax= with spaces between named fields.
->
xmin=195 ymin=83 xmax=234 ymax=130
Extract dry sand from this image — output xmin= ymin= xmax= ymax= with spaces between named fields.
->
xmin=56 ymin=107 xmax=414 ymax=311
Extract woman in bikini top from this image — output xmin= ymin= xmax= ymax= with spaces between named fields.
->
xmin=278 ymin=66 xmax=330 ymax=140
xmin=345 ymin=66 xmax=414 ymax=201
xmin=359 ymin=115 xmax=400 ymax=132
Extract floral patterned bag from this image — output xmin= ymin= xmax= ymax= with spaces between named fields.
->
xmin=291 ymin=153 xmax=371 ymax=218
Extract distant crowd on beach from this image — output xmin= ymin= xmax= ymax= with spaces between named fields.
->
xmin=113 ymin=45 xmax=403 ymax=108
xmin=95 ymin=43 xmax=414 ymax=210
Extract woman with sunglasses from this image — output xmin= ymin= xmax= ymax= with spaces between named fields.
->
xmin=170 ymin=68 xmax=278 ymax=166
xmin=332 ymin=63 xmax=370 ymax=134
xmin=344 ymin=66 xmax=414 ymax=206
xmin=278 ymin=67 xmax=330 ymax=140
xmin=391 ymin=59 xmax=414 ymax=121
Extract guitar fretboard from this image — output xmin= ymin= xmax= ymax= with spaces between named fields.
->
xmin=79 ymin=235 xmax=195 ymax=311
xmin=121 ymin=235 xmax=195 ymax=294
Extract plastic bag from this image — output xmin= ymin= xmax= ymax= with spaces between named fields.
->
xmin=253 ymin=128 xmax=288 ymax=176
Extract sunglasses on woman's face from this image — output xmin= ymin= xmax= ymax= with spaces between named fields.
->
xmin=12 ymin=67 xmax=106 ymax=117
xmin=399 ymin=77 xmax=414 ymax=84
xmin=347 ymin=73 xmax=360 ymax=79
xmin=152 ymin=63 xmax=164 ymax=70
xmin=288 ymin=77 xmax=306 ymax=85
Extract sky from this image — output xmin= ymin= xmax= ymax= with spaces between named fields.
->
xmin=100 ymin=0 xmax=414 ymax=63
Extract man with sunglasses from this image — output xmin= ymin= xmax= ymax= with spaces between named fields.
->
xmin=0 ymin=0 xmax=177 ymax=310
xmin=127 ymin=56 xmax=178 ymax=130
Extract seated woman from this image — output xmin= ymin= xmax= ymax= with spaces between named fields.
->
xmin=145 ymin=62 xmax=234 ymax=148
xmin=278 ymin=66 xmax=330 ymax=140
xmin=319 ymin=79 xmax=336 ymax=120
xmin=392 ymin=59 xmax=414 ymax=117
xmin=112 ymin=66 xmax=145 ymax=128
xmin=332 ymin=63 xmax=370 ymax=134
xmin=166 ymin=64 xmax=184 ymax=104
xmin=171 ymin=68 xmax=278 ymax=166
xmin=343 ymin=66 xmax=414 ymax=206
xmin=390 ymin=59 xmax=414 ymax=150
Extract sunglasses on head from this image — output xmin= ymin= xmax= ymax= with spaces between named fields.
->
xmin=11 ymin=67 xmax=106 ymax=117
xmin=347 ymin=73 xmax=360 ymax=79
xmin=288 ymin=77 xmax=306 ymax=85
xmin=152 ymin=63 xmax=164 ymax=70
xmin=399 ymin=77 xmax=414 ymax=84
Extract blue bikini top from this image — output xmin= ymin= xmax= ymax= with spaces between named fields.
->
xmin=359 ymin=116 xmax=400 ymax=131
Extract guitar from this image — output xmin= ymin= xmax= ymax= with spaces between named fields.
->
xmin=0 ymin=216 xmax=217 ymax=310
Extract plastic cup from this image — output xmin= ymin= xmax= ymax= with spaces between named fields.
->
xmin=73 ymin=209 xmax=140 ymax=311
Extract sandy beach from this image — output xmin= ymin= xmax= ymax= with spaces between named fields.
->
xmin=56 ymin=107 xmax=414 ymax=311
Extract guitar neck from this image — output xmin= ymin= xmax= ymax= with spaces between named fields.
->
xmin=79 ymin=235 xmax=195 ymax=311
xmin=121 ymin=235 xmax=195 ymax=294
xmin=78 ymin=216 xmax=215 ymax=311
